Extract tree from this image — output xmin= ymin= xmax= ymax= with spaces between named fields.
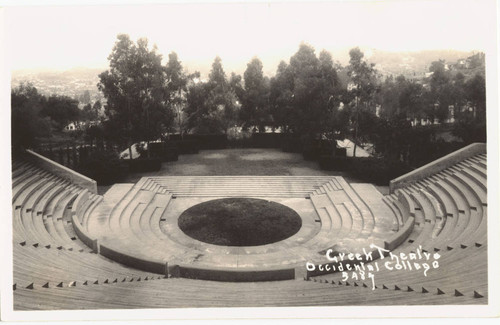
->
xmin=82 ymin=103 xmax=97 ymax=121
xmin=98 ymin=34 xmax=172 ymax=157
xmin=269 ymin=61 xmax=294 ymax=132
xmin=346 ymin=47 xmax=379 ymax=156
xmin=92 ymin=100 xmax=102 ymax=118
xmin=165 ymin=52 xmax=189 ymax=136
xmin=318 ymin=50 xmax=343 ymax=141
xmin=452 ymin=73 xmax=486 ymax=143
xmin=464 ymin=73 xmax=486 ymax=120
xmin=379 ymin=75 xmax=407 ymax=119
xmin=287 ymin=44 xmax=339 ymax=139
xmin=241 ymin=57 xmax=269 ymax=131
xmin=40 ymin=95 xmax=80 ymax=131
xmin=229 ymin=72 xmax=245 ymax=104
xmin=11 ymin=83 xmax=52 ymax=149
xmin=429 ymin=60 xmax=449 ymax=91
xmin=80 ymin=90 xmax=91 ymax=105
xmin=399 ymin=79 xmax=425 ymax=122
xmin=185 ymin=79 xmax=210 ymax=133
xmin=185 ymin=57 xmax=239 ymax=134
xmin=426 ymin=59 xmax=453 ymax=123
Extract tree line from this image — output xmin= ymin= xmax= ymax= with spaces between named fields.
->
xmin=12 ymin=34 xmax=486 ymax=162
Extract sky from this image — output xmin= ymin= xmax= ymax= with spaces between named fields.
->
xmin=2 ymin=0 xmax=498 ymax=76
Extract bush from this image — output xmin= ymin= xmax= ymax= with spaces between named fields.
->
xmin=319 ymin=156 xmax=412 ymax=185
xmin=318 ymin=155 xmax=349 ymax=171
xmin=126 ymin=158 xmax=162 ymax=173
xmin=170 ymin=134 xmax=227 ymax=150
xmin=173 ymin=139 xmax=199 ymax=154
xmin=79 ymin=150 xmax=125 ymax=185
xmin=334 ymin=147 xmax=347 ymax=157
xmin=281 ymin=135 xmax=301 ymax=153
xmin=148 ymin=142 xmax=179 ymax=162
xmin=194 ymin=134 xmax=228 ymax=150
xmin=301 ymin=138 xmax=336 ymax=161
xmin=349 ymin=157 xmax=412 ymax=185
xmin=250 ymin=133 xmax=282 ymax=148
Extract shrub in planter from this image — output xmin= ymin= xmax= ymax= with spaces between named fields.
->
xmin=318 ymin=140 xmax=335 ymax=156
xmin=148 ymin=142 xmax=179 ymax=162
xmin=281 ymin=135 xmax=301 ymax=153
xmin=349 ymin=157 xmax=412 ymax=185
xmin=148 ymin=142 xmax=164 ymax=158
xmin=302 ymin=147 xmax=319 ymax=161
xmin=79 ymin=150 xmax=125 ymax=185
xmin=318 ymin=155 xmax=349 ymax=171
xmin=334 ymin=147 xmax=347 ymax=157
xmin=126 ymin=157 xmax=162 ymax=173
xmin=174 ymin=140 xmax=199 ymax=154
xmin=162 ymin=146 xmax=179 ymax=162
xmin=251 ymin=133 xmax=282 ymax=148
xmin=318 ymin=155 xmax=412 ymax=185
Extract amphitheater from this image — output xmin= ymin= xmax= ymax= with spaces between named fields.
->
xmin=11 ymin=143 xmax=487 ymax=309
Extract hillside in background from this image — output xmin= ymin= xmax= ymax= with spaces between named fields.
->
xmin=11 ymin=67 xmax=105 ymax=103
xmin=11 ymin=49 xmax=483 ymax=99
xmin=367 ymin=49 xmax=476 ymax=78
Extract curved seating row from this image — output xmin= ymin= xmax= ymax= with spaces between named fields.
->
xmin=12 ymin=159 xmax=159 ymax=290
xmin=14 ymin=269 xmax=485 ymax=309
xmin=311 ymin=153 xmax=487 ymax=303
xmin=12 ymin=151 xmax=487 ymax=308
xmin=308 ymin=179 xmax=397 ymax=254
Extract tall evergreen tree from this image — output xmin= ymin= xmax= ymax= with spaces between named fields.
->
xmin=98 ymin=34 xmax=172 ymax=156
xmin=346 ymin=47 xmax=379 ymax=156
xmin=241 ymin=57 xmax=269 ymax=131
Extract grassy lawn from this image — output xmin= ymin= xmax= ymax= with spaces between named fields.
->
xmin=178 ymin=198 xmax=302 ymax=246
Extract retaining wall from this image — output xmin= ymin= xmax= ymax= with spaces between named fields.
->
xmin=175 ymin=265 xmax=295 ymax=282
xmin=99 ymin=244 xmax=168 ymax=276
xmin=25 ymin=149 xmax=97 ymax=194
xmin=389 ymin=143 xmax=486 ymax=193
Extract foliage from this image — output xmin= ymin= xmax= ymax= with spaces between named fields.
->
xmin=11 ymin=83 xmax=52 ymax=149
xmin=269 ymin=44 xmax=341 ymax=141
xmin=184 ymin=57 xmax=240 ymax=134
xmin=79 ymin=150 xmax=125 ymax=185
xmin=347 ymin=47 xmax=379 ymax=107
xmin=165 ymin=52 xmax=191 ymax=135
xmin=240 ymin=57 xmax=270 ymax=131
xmin=269 ymin=60 xmax=294 ymax=132
xmin=452 ymin=118 xmax=486 ymax=144
xmin=40 ymin=95 xmax=80 ymax=131
xmin=126 ymin=157 xmax=162 ymax=172
xmin=98 ymin=34 xmax=173 ymax=149
xmin=79 ymin=90 xmax=91 ymax=105
xmin=319 ymin=156 xmax=412 ymax=185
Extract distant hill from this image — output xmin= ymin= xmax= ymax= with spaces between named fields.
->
xmin=363 ymin=49 xmax=477 ymax=78
xmin=11 ymin=67 xmax=105 ymax=102
xmin=11 ymin=49 xmax=483 ymax=99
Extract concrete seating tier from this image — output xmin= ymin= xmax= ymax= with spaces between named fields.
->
xmin=13 ymin=273 xmax=485 ymax=310
xmin=311 ymin=153 xmax=487 ymax=303
xmin=12 ymin=160 xmax=160 ymax=292
xmin=13 ymin=149 xmax=487 ymax=308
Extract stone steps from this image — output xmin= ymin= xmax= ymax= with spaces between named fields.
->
xmin=149 ymin=176 xmax=333 ymax=197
